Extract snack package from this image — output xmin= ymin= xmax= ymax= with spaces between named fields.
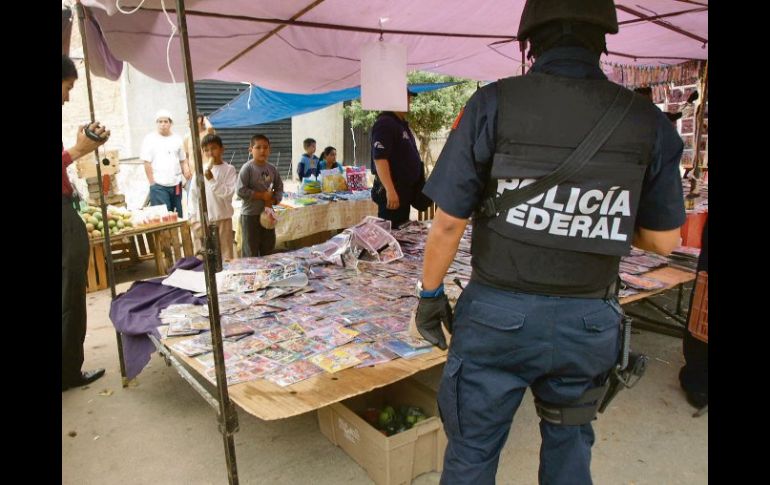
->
xmin=320 ymin=169 xmax=348 ymax=193
xmin=345 ymin=166 xmax=368 ymax=191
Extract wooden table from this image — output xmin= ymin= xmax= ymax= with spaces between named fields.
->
xmin=157 ymin=266 xmax=695 ymax=421
xmin=234 ymin=198 xmax=378 ymax=254
xmin=87 ymin=220 xmax=194 ymax=292
xmin=620 ymin=266 xmax=697 ymax=337
xmin=274 ymin=199 xmax=378 ymax=244
xmin=618 ymin=266 xmax=696 ymax=305
xmin=161 ymin=336 xmax=447 ymax=421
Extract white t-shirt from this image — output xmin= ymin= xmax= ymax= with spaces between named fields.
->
xmin=188 ymin=163 xmax=237 ymax=223
xmin=140 ymin=132 xmax=186 ymax=187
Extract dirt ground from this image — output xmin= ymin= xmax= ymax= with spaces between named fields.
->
xmin=62 ymin=263 xmax=707 ymax=484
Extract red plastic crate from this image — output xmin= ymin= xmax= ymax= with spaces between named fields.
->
xmin=681 ymin=211 xmax=708 ymax=248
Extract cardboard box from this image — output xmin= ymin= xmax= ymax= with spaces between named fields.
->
xmin=77 ymin=149 xmax=120 ymax=178
xmin=317 ymin=378 xmax=447 ymax=485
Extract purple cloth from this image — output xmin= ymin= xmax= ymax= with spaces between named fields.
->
xmin=84 ymin=7 xmax=123 ymax=81
xmin=109 ymin=257 xmax=206 ymax=379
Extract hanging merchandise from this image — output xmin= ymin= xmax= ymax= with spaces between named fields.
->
xmin=602 ymin=60 xmax=704 ymax=90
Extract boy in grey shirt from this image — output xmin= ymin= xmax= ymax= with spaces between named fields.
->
xmin=237 ymin=134 xmax=284 ymax=256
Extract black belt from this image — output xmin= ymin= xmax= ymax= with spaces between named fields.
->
xmin=62 ymin=195 xmax=74 ymax=206
xmin=470 ymin=274 xmax=620 ymax=300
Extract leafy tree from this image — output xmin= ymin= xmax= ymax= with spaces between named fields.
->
xmin=343 ymin=71 xmax=475 ymax=170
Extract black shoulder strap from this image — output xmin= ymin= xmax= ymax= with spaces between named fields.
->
xmin=478 ymin=86 xmax=636 ymax=218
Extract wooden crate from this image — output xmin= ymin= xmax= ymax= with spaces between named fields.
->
xmin=86 ymin=243 xmax=109 ymax=292
xmin=151 ymin=221 xmax=194 ymax=275
xmin=86 ymin=238 xmax=134 ymax=292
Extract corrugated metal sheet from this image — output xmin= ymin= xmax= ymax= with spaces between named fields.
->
xmin=194 ymin=80 xmax=293 ymax=178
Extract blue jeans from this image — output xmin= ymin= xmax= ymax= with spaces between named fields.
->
xmin=438 ymin=281 xmax=621 ymax=485
xmin=149 ymin=183 xmax=184 ymax=218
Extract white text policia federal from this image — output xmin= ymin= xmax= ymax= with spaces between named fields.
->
xmin=497 ymin=179 xmax=632 ymax=241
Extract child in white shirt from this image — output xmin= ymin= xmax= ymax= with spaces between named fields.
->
xmin=188 ymin=134 xmax=237 ymax=261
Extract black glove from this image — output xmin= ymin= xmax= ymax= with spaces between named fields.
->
xmin=415 ymin=294 xmax=453 ymax=350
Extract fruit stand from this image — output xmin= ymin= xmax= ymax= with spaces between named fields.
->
xmin=81 ymin=207 xmax=193 ymax=292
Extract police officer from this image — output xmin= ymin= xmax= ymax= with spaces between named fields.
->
xmin=370 ymin=90 xmax=422 ymax=227
xmin=414 ymin=1 xmax=686 ymax=483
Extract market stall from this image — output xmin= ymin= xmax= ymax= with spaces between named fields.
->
xmin=275 ymin=196 xmax=377 ymax=246
xmin=116 ymin=219 xmax=696 ymax=422
xmin=232 ymin=193 xmax=377 ymax=252
xmin=79 ymin=204 xmax=195 ymax=292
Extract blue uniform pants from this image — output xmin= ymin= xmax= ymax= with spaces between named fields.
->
xmin=438 ymin=281 xmax=621 ymax=485
xmin=149 ymin=183 xmax=184 ymax=218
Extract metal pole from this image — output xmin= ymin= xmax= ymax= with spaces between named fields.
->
xmin=173 ymin=1 xmax=240 ymax=483
xmin=75 ymin=1 xmax=128 ymax=386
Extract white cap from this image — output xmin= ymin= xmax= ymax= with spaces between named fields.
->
xmin=155 ymin=109 xmax=173 ymax=122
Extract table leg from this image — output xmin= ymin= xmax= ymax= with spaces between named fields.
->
xmin=676 ymin=283 xmax=686 ymax=316
xmin=86 ymin=244 xmax=99 ymax=291
xmin=152 ymin=232 xmax=166 ymax=275
xmin=170 ymin=227 xmax=182 ymax=263
xmin=129 ymin=235 xmax=141 ymax=263
xmin=180 ymin=221 xmax=194 ymax=257
xmin=642 ymin=298 xmax=687 ymax=325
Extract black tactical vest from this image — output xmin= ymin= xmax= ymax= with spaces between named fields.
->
xmin=472 ymin=73 xmax=658 ymax=297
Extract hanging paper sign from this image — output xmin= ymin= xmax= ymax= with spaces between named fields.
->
xmin=360 ymin=42 xmax=407 ymax=111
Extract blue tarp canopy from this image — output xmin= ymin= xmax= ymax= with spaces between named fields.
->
xmin=208 ymin=82 xmax=460 ymax=128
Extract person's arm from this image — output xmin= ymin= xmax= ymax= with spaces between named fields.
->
xmin=634 ymin=110 xmax=687 ymax=255
xmin=632 ymin=227 xmax=680 ymax=255
xmin=62 ymin=148 xmax=73 ymax=168
xmin=180 ymin=149 xmax=191 ymax=182
xmin=297 ymin=158 xmax=306 ymax=180
xmin=207 ymin=165 xmax=237 ymax=200
xmin=371 ymin=118 xmax=401 ymax=209
xmin=144 ymin=162 xmax=155 ymax=185
xmin=373 ymin=158 xmax=399 ymax=209
xmin=140 ymin=136 xmax=155 ymax=185
xmin=236 ymin=165 xmax=272 ymax=202
xmin=414 ymin=88 xmax=497 ymax=350
xmin=236 ymin=165 xmax=255 ymax=200
xmin=187 ymin=174 xmax=199 ymax=221
xmin=66 ymin=122 xmax=109 ymax=161
xmin=313 ymin=157 xmax=321 ymax=177
xmin=183 ymin=136 xmax=193 ymax=166
xmin=175 ymin=139 xmax=190 ymax=181
xmin=181 ymin=159 xmax=191 ymax=181
xmin=421 ymin=209 xmax=469 ymax=290
xmin=204 ymin=159 xmax=214 ymax=180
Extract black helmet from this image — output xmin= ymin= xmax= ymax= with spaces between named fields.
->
xmin=517 ymin=0 xmax=619 ymax=41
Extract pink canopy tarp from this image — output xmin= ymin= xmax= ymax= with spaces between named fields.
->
xmin=81 ymin=0 xmax=708 ymax=92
